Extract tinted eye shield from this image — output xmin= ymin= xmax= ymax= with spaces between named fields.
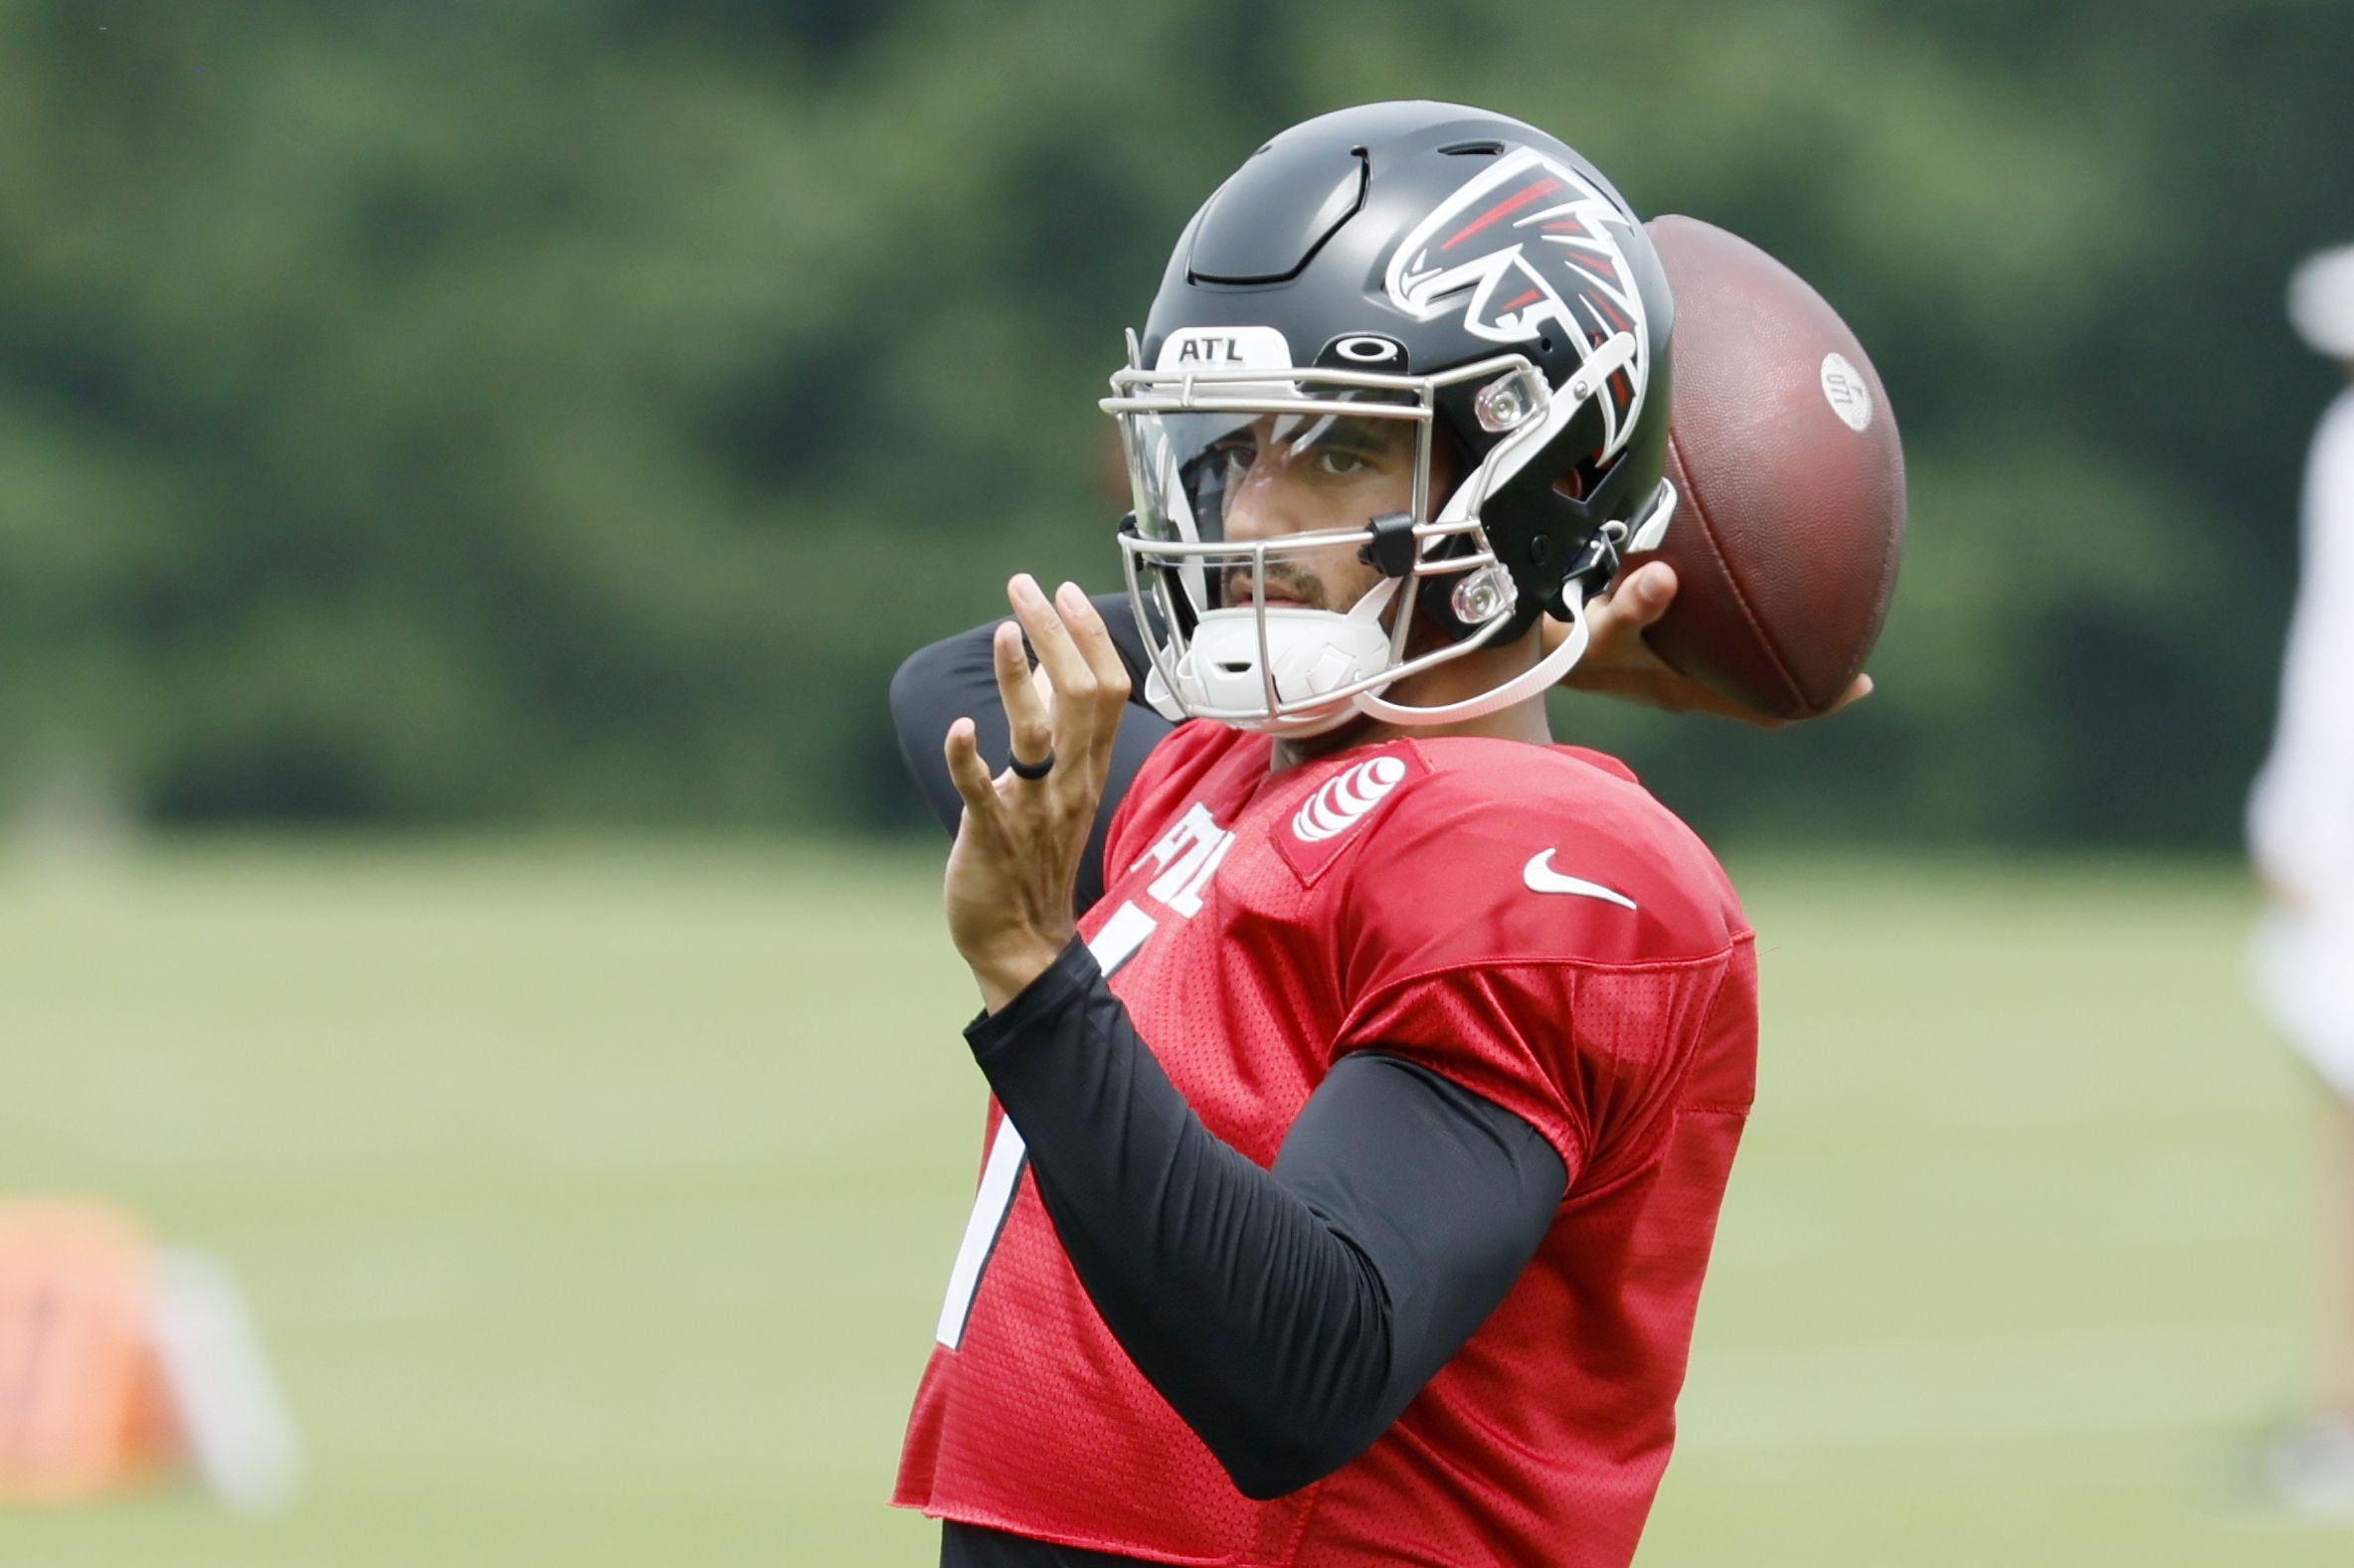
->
xmin=1101 ymin=350 xmax=1576 ymax=727
xmin=1103 ymin=361 xmax=1440 ymax=536
xmin=1101 ymin=353 xmax=1560 ymax=580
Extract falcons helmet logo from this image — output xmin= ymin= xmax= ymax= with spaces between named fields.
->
xmin=1383 ymin=147 xmax=1653 ymax=460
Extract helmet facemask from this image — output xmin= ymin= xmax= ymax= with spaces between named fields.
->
xmin=1104 ymin=337 xmax=1656 ymax=736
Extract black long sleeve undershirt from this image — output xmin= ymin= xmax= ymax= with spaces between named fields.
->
xmin=967 ymin=941 xmax=1566 ymax=1502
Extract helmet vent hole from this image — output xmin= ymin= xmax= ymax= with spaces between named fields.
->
xmin=1439 ymin=139 xmax=1503 ymax=156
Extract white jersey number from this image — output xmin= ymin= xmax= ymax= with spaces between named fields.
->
xmin=931 ymin=901 xmax=1160 ymax=1349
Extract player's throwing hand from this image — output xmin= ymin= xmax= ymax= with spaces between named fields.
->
xmin=942 ymin=574 xmax=1132 ymax=1013
xmin=1563 ymin=561 xmax=1872 ymax=726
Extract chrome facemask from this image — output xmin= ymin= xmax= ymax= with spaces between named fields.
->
xmin=1101 ymin=333 xmax=1575 ymax=735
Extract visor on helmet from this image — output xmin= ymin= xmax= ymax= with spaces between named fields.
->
xmin=1103 ymin=356 xmax=1541 ymax=732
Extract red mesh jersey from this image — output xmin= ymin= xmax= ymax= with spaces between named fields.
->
xmin=897 ymin=722 xmax=1757 ymax=1567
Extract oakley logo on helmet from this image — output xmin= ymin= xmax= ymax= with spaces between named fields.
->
xmin=1329 ymin=334 xmax=1406 ymax=366
xmin=1382 ymin=147 xmax=1652 ymax=459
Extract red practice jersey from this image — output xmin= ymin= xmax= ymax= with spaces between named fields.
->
xmin=897 ymin=720 xmax=1757 ymax=1567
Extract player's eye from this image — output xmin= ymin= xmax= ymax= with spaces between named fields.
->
xmin=1313 ymin=446 xmax=1371 ymax=477
xmin=1207 ymin=436 xmax=1258 ymax=476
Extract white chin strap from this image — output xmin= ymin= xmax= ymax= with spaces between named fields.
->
xmin=1351 ymin=486 xmax=1670 ymax=728
xmin=1352 ymin=483 xmax=1670 ymax=727
xmin=1145 ymin=482 xmax=1673 ymax=735
xmin=1150 ymin=579 xmax=1596 ymax=735
xmin=1351 ymin=586 xmax=1592 ymax=726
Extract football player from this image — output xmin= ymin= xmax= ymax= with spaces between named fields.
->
xmin=890 ymin=101 xmax=1776 ymax=1567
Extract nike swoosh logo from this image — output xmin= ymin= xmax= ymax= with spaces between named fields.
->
xmin=1522 ymin=850 xmax=1637 ymax=910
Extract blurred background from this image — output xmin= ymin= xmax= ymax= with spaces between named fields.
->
xmin=3 ymin=0 xmax=2352 ymax=1563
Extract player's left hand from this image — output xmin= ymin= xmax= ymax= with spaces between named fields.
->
xmin=1555 ymin=561 xmax=1873 ymax=727
xmin=943 ymin=574 xmax=1132 ymax=1012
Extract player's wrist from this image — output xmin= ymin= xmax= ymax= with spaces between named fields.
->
xmin=969 ymin=930 xmax=1078 ymax=1014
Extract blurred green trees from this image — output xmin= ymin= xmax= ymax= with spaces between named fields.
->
xmin=1 ymin=0 xmax=2347 ymax=843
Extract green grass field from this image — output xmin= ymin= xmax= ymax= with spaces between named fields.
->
xmin=0 ymin=840 xmax=2344 ymax=1565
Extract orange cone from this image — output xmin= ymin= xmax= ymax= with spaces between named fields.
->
xmin=0 ymin=1200 xmax=177 ymax=1503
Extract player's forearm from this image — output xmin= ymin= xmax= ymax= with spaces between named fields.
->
xmin=968 ymin=940 xmax=1561 ymax=1500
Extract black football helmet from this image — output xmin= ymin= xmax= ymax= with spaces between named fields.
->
xmin=1102 ymin=100 xmax=1677 ymax=734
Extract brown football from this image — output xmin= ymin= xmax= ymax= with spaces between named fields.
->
xmin=1629 ymin=215 xmax=1905 ymax=719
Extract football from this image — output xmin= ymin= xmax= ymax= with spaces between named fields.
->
xmin=1628 ymin=215 xmax=1906 ymax=720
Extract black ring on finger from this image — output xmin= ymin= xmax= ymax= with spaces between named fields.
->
xmin=1008 ymin=749 xmax=1055 ymax=782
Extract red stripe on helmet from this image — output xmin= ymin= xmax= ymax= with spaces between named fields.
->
xmin=1441 ymin=178 xmax=1562 ymax=251
xmin=1564 ymin=252 xmax=1619 ymax=284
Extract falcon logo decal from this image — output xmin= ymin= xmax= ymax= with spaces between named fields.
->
xmin=1382 ymin=147 xmax=1652 ymax=459
xmin=1292 ymin=756 xmax=1408 ymax=843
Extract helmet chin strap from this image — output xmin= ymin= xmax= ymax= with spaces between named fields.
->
xmin=1350 ymin=583 xmax=1592 ymax=727
xmin=1153 ymin=479 xmax=1672 ymax=734
xmin=1350 ymin=482 xmax=1672 ymax=729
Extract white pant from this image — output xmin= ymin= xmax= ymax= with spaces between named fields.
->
xmin=2253 ymin=907 xmax=2354 ymax=1102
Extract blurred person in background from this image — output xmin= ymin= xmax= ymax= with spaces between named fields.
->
xmin=2251 ymin=242 xmax=2354 ymax=1517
